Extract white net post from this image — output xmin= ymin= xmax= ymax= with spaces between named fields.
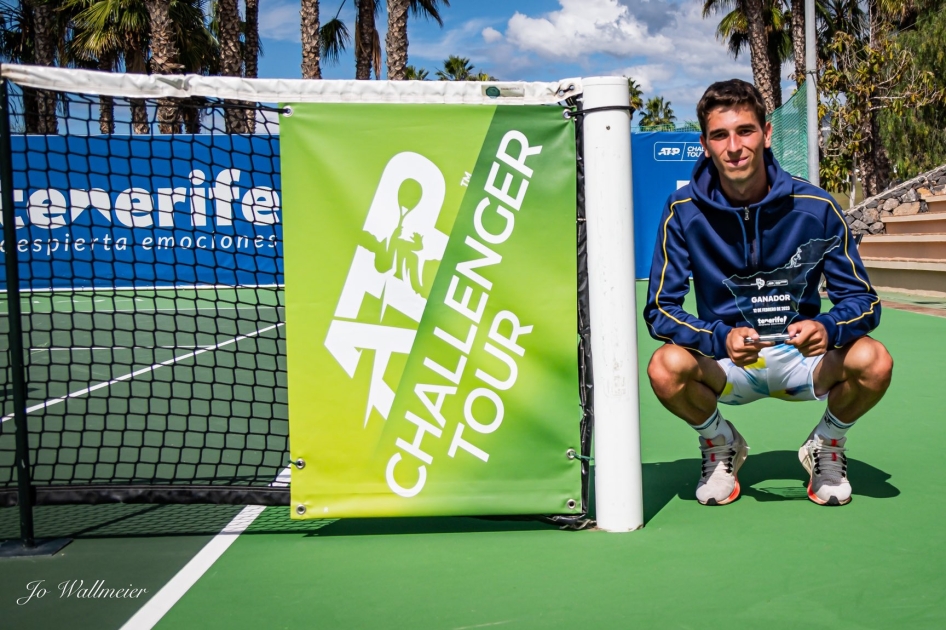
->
xmin=582 ymin=77 xmax=644 ymax=532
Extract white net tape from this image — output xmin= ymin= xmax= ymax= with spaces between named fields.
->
xmin=1 ymin=64 xmax=583 ymax=105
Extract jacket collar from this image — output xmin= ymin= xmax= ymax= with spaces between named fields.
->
xmin=689 ymin=148 xmax=793 ymax=213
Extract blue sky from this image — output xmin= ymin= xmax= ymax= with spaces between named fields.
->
xmin=256 ymin=0 xmax=760 ymax=124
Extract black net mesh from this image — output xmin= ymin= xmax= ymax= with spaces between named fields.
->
xmin=1 ymin=80 xmax=595 ymax=528
xmin=1 ymin=86 xmax=289 ymax=507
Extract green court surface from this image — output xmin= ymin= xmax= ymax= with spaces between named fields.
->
xmin=0 ymin=287 xmax=287 ymax=491
xmin=2 ymin=284 xmax=946 ymax=629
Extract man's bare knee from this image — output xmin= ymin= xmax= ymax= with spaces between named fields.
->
xmin=648 ymin=345 xmax=699 ymax=397
xmin=845 ymin=337 xmax=893 ymax=393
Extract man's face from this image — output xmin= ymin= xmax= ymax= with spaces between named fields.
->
xmin=700 ymin=105 xmax=772 ymax=189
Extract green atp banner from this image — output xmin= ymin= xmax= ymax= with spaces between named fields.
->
xmin=281 ymin=104 xmax=580 ymax=518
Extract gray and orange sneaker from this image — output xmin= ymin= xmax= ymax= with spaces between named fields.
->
xmin=798 ymin=432 xmax=852 ymax=506
xmin=696 ymin=421 xmax=749 ymax=506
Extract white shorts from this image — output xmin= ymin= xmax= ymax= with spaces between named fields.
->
xmin=717 ymin=344 xmax=827 ymax=405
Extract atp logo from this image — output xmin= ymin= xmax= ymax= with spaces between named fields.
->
xmin=323 ymin=152 xmax=449 ymax=426
xmin=655 ymin=142 xmax=703 ymax=162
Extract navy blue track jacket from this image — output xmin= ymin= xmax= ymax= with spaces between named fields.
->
xmin=643 ymin=149 xmax=880 ymax=360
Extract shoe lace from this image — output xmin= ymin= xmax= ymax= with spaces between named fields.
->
xmin=700 ymin=442 xmax=735 ymax=480
xmin=813 ymin=441 xmax=848 ymax=482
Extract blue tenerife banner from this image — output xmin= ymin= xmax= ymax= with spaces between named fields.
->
xmin=0 ymin=135 xmax=281 ymax=290
xmin=631 ymin=131 xmax=702 ymax=279
xmin=1 ymin=132 xmax=693 ymax=289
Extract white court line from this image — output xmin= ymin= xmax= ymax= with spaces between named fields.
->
xmin=118 ymin=466 xmax=292 ymax=630
xmin=0 ymin=322 xmax=284 ymax=424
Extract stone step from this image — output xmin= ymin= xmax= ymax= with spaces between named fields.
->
xmin=859 ymin=234 xmax=946 ymax=260
xmin=882 ymin=212 xmax=946 ymax=235
xmin=863 ymin=258 xmax=946 ymax=295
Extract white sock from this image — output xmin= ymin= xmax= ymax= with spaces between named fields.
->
xmin=814 ymin=408 xmax=855 ymax=441
xmin=692 ymin=409 xmax=734 ymax=442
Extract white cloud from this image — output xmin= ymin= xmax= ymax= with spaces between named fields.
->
xmin=616 ymin=64 xmax=674 ymax=93
xmin=657 ymin=2 xmax=751 ymax=81
xmin=482 ymin=26 xmax=503 ymax=44
xmin=258 ymin=0 xmax=302 ymax=43
xmin=605 ymin=2 xmax=754 ymax=122
xmin=505 ymin=0 xmax=672 ymax=60
xmin=409 ymin=18 xmax=496 ymax=63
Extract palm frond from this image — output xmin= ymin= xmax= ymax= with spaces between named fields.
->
xmin=409 ymin=0 xmax=449 ymax=27
xmin=321 ymin=17 xmax=350 ymax=65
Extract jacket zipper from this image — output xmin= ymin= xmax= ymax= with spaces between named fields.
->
xmin=744 ymin=207 xmax=759 ymax=272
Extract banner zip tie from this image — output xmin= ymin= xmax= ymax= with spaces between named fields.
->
xmin=565 ymin=448 xmax=593 ymax=462
xmin=564 ymin=105 xmax=633 ymax=119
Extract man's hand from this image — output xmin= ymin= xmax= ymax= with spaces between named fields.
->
xmin=726 ymin=327 xmax=773 ymax=367
xmin=785 ymin=319 xmax=829 ymax=356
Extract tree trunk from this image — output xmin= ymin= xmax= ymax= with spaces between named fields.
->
xmin=866 ymin=107 xmax=891 ymax=195
xmin=31 ymin=0 xmax=59 ymax=134
xmin=98 ymin=57 xmax=115 ymax=134
xmin=182 ymin=97 xmax=205 ymax=133
xmin=301 ymin=0 xmax=322 ymax=79
xmin=767 ymin=34 xmax=783 ymax=109
xmin=145 ymin=0 xmax=183 ymax=133
xmin=125 ymin=46 xmax=151 ymax=134
xmin=386 ymin=0 xmax=409 ymax=80
xmin=244 ymin=0 xmax=259 ymax=132
xmin=23 ymin=89 xmax=40 ymax=134
xmin=741 ymin=0 xmax=777 ymax=113
xmin=355 ymin=0 xmax=375 ymax=80
xmin=130 ymin=100 xmax=150 ymax=135
xmin=791 ymin=0 xmax=806 ymax=86
xmin=219 ymin=0 xmax=249 ymax=133
xmin=857 ymin=114 xmax=879 ymax=197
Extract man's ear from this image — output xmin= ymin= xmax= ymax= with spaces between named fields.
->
xmin=763 ymin=121 xmax=773 ymax=148
xmin=699 ymin=135 xmax=707 ymax=153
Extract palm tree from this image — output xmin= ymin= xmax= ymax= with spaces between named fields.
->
xmin=0 ymin=0 xmax=42 ymax=132
xmin=474 ymin=71 xmax=496 ymax=81
xmin=742 ymin=0 xmax=777 ymax=112
xmin=404 ymin=64 xmax=428 ymax=79
xmin=385 ymin=0 xmax=407 ymax=78
xmin=355 ymin=0 xmax=380 ymax=79
xmin=790 ymin=0 xmax=805 ymax=85
xmin=314 ymin=1 xmax=352 ymax=74
xmin=386 ymin=0 xmax=449 ymax=80
xmin=244 ymin=0 xmax=260 ymax=130
xmin=65 ymin=0 xmax=151 ymax=133
xmin=819 ymin=0 xmax=865 ymax=57
xmin=216 ymin=0 xmax=247 ymax=132
xmin=145 ymin=0 xmax=183 ymax=132
xmin=66 ymin=0 xmax=216 ymax=133
xmin=639 ymin=96 xmax=676 ymax=127
xmin=301 ymin=0 xmax=320 ymax=78
xmin=704 ymin=0 xmax=789 ymax=109
xmin=30 ymin=0 xmax=61 ymax=133
xmin=436 ymin=54 xmax=473 ymax=80
xmin=627 ymin=77 xmax=644 ymax=114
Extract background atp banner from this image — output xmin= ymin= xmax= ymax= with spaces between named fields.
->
xmin=631 ymin=131 xmax=702 ymax=278
xmin=282 ymin=104 xmax=581 ymax=518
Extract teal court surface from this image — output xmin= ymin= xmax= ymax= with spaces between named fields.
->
xmin=2 ymin=283 xmax=945 ymax=629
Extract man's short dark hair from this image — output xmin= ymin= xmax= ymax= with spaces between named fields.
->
xmin=696 ymin=79 xmax=767 ymax=135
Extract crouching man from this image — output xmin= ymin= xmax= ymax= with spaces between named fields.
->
xmin=643 ymin=79 xmax=893 ymax=506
